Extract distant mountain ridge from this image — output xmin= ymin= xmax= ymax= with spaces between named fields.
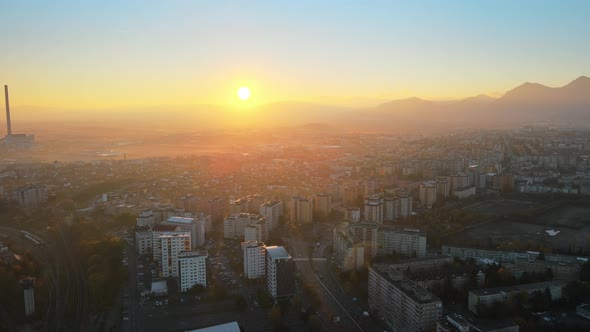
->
xmin=373 ymin=76 xmax=590 ymax=129
xmin=10 ymin=76 xmax=590 ymax=133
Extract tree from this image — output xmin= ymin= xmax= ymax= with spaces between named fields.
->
xmin=210 ymin=285 xmax=227 ymax=300
xmin=581 ymin=262 xmax=590 ymax=282
xmin=235 ymin=294 xmax=248 ymax=312
xmin=529 ymin=290 xmax=550 ymax=312
xmin=189 ymin=284 xmax=205 ymax=294
xmin=269 ymin=305 xmax=282 ymax=329
xmin=292 ymin=295 xmax=303 ymax=312
xmin=307 ymin=315 xmax=322 ymax=332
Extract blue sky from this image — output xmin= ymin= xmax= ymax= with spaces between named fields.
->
xmin=0 ymin=0 xmax=588 ymax=107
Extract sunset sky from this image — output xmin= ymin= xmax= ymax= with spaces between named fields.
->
xmin=1 ymin=0 xmax=589 ymax=109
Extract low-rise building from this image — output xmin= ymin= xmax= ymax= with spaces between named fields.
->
xmin=576 ymin=303 xmax=590 ymax=321
xmin=436 ymin=313 xmax=519 ymax=332
xmin=468 ymin=280 xmax=567 ymax=314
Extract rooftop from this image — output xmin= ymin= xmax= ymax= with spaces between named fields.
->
xmin=159 ymin=231 xmax=190 ymax=239
xmin=178 ymin=250 xmax=208 ymax=258
xmin=371 ymin=265 xmax=441 ymax=304
xmin=166 ymin=216 xmax=195 ymax=224
xmin=135 ymin=230 xmax=151 ymax=238
xmin=186 ymin=321 xmax=240 ymax=332
xmin=378 ymin=225 xmax=426 ymax=236
xmin=265 ymin=246 xmax=291 ymax=260
xmin=151 ymin=280 xmax=167 ymax=293
xmin=261 ymin=200 xmax=282 ymax=207
xmin=152 ymin=224 xmax=179 ymax=232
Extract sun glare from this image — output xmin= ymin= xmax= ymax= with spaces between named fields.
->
xmin=237 ymin=86 xmax=251 ymax=101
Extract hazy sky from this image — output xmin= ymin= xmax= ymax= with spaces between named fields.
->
xmin=1 ymin=0 xmax=589 ymax=108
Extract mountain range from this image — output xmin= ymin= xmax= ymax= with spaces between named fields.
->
xmin=11 ymin=76 xmax=590 ymax=133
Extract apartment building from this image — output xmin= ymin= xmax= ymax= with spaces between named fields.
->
xmin=369 ymin=265 xmax=443 ymax=332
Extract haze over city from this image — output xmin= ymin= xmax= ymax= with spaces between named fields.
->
xmin=1 ymin=1 xmax=590 ymax=332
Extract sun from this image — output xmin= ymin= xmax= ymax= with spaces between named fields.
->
xmin=237 ymin=86 xmax=251 ymax=101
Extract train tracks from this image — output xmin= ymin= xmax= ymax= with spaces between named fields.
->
xmin=0 ymin=225 xmax=89 ymax=331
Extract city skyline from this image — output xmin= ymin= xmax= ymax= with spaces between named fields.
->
xmin=1 ymin=1 xmax=589 ymax=110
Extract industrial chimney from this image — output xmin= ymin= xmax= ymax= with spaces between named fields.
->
xmin=4 ymin=85 xmax=12 ymax=136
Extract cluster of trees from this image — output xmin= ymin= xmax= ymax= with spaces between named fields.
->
xmin=404 ymin=207 xmax=483 ymax=248
xmin=337 ymin=268 xmax=368 ymax=299
xmin=302 ymin=282 xmax=321 ymax=307
xmin=429 ymin=260 xmax=481 ymax=305
xmin=256 ymin=287 xmax=273 ymax=308
xmin=79 ymin=236 xmax=127 ymax=310
xmin=0 ymin=250 xmax=46 ymax=323
xmin=61 ymin=222 xmax=127 ymax=311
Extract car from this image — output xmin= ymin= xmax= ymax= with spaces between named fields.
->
xmin=363 ymin=311 xmax=369 ymax=318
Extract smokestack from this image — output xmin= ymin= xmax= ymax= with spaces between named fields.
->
xmin=4 ymin=85 xmax=12 ymax=136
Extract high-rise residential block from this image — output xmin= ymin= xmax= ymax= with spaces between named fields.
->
xmin=265 ymin=246 xmax=296 ymax=300
xmin=178 ymin=250 xmax=208 ymax=292
xmin=160 ymin=232 xmax=191 ymax=278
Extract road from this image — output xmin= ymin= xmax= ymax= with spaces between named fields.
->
xmin=126 ymin=239 xmax=140 ymax=332
xmin=287 ymin=223 xmax=380 ymax=332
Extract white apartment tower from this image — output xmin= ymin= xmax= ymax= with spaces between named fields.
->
xmin=435 ymin=176 xmax=450 ymax=198
xmin=260 ymin=200 xmax=283 ymax=231
xmin=419 ymin=182 xmax=437 ymax=208
xmin=178 ymin=250 xmax=208 ymax=292
xmin=163 ymin=216 xmax=207 ymax=248
xmin=289 ymin=196 xmax=313 ymax=224
xmin=223 ymin=213 xmax=267 ymax=239
xmin=364 ymin=195 xmax=384 ymax=223
xmin=244 ymin=219 xmax=268 ymax=243
xmin=242 ymin=241 xmax=266 ymax=279
xmin=383 ymin=197 xmax=398 ymax=222
xmin=397 ymin=189 xmax=412 ymax=218
xmin=20 ymin=278 xmax=35 ymax=316
xmin=151 ymin=224 xmax=182 ymax=262
xmin=313 ymin=193 xmax=332 ymax=219
xmin=160 ymin=232 xmax=191 ymax=278
xmin=135 ymin=230 xmax=152 ymax=256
